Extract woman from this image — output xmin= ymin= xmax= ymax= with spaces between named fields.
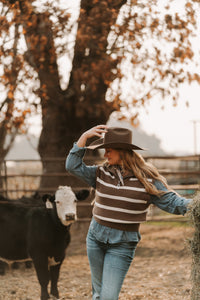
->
xmin=65 ymin=125 xmax=191 ymax=300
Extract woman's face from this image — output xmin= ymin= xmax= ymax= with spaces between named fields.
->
xmin=104 ymin=148 xmax=122 ymax=165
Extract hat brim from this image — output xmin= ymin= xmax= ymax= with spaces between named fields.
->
xmin=87 ymin=138 xmax=144 ymax=150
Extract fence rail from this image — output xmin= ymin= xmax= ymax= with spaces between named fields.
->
xmin=0 ymin=155 xmax=200 ymax=222
xmin=1 ymin=155 xmax=200 ymax=192
xmin=1 ymin=170 xmax=200 ymax=178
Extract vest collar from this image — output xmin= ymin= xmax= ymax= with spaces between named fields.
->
xmin=103 ymin=163 xmax=135 ymax=179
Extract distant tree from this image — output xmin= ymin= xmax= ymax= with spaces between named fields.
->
xmin=0 ymin=0 xmax=200 ymax=188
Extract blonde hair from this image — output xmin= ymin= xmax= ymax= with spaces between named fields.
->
xmin=118 ymin=149 xmax=169 ymax=196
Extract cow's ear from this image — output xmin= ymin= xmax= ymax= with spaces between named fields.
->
xmin=42 ymin=194 xmax=50 ymax=203
xmin=42 ymin=194 xmax=55 ymax=203
xmin=75 ymin=189 xmax=89 ymax=201
xmin=42 ymin=194 xmax=55 ymax=209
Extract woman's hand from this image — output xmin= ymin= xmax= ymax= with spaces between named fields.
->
xmin=83 ymin=125 xmax=108 ymax=139
xmin=77 ymin=125 xmax=108 ymax=147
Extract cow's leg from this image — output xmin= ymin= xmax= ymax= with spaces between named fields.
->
xmin=25 ymin=260 xmax=32 ymax=268
xmin=49 ymin=263 xmax=61 ymax=298
xmin=32 ymin=256 xmax=50 ymax=300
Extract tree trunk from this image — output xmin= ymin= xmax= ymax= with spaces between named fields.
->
xmin=38 ymin=100 xmax=108 ymax=189
xmin=20 ymin=0 xmax=126 ymax=189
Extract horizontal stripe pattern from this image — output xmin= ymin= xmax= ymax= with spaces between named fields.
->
xmin=97 ymin=177 xmax=146 ymax=192
xmin=96 ymin=178 xmax=150 ymax=202
xmin=93 ymin=165 xmax=151 ymax=230
xmin=95 ymin=195 xmax=148 ymax=211
xmin=95 ymin=202 xmax=149 ymax=214
xmin=96 ymin=190 xmax=148 ymax=204
xmin=93 ymin=214 xmax=146 ymax=224
xmin=93 ymin=206 xmax=147 ymax=222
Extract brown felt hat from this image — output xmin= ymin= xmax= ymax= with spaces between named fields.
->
xmin=87 ymin=127 xmax=144 ymax=150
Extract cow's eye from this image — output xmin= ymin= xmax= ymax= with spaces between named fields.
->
xmin=55 ymin=200 xmax=60 ymax=204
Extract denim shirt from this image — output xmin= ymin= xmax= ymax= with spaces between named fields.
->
xmin=66 ymin=143 xmax=192 ymax=243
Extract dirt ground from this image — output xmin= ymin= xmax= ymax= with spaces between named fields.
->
xmin=0 ymin=222 xmax=194 ymax=300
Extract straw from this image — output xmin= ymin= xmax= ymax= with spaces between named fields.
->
xmin=187 ymin=191 xmax=200 ymax=300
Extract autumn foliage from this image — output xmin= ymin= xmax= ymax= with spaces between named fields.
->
xmin=0 ymin=0 xmax=200 ymax=163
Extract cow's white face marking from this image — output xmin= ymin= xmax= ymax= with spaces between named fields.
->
xmin=55 ymin=186 xmax=77 ymax=226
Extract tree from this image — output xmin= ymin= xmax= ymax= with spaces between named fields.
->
xmin=0 ymin=0 xmax=200 ymax=188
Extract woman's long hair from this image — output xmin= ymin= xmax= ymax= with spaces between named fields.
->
xmin=118 ymin=149 xmax=170 ymax=196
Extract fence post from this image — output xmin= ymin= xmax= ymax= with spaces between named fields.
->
xmin=3 ymin=160 xmax=8 ymax=198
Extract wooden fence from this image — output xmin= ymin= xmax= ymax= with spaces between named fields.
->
xmin=0 ymin=154 xmax=200 ymax=221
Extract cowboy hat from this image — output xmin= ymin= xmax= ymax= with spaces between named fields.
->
xmin=87 ymin=127 xmax=144 ymax=150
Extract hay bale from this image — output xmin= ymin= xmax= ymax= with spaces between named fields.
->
xmin=187 ymin=191 xmax=200 ymax=300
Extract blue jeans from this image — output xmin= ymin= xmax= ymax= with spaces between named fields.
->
xmin=86 ymin=229 xmax=138 ymax=300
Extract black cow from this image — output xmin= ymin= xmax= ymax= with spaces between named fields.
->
xmin=0 ymin=192 xmax=44 ymax=273
xmin=0 ymin=186 xmax=89 ymax=300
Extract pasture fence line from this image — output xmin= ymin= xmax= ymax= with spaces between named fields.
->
xmin=0 ymin=154 xmax=200 ymax=222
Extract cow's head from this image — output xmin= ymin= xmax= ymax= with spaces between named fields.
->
xmin=42 ymin=186 xmax=89 ymax=226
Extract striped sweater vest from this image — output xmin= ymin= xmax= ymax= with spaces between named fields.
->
xmin=93 ymin=165 xmax=152 ymax=231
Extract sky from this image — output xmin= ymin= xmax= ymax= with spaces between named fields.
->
xmin=137 ymin=82 xmax=200 ymax=155
xmin=107 ymin=86 xmax=200 ymax=156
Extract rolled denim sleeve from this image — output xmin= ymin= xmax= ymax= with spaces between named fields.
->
xmin=150 ymin=180 xmax=192 ymax=215
xmin=65 ymin=143 xmax=97 ymax=188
